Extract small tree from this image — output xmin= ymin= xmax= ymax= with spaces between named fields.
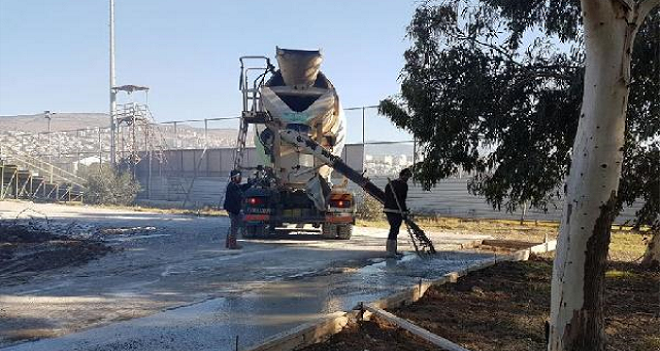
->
xmin=82 ymin=164 xmax=140 ymax=206
xmin=356 ymin=190 xmax=384 ymax=221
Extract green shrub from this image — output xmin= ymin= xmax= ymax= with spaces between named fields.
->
xmin=356 ymin=191 xmax=383 ymax=221
xmin=82 ymin=164 xmax=140 ymax=206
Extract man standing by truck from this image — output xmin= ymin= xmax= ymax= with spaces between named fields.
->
xmin=383 ymin=168 xmax=412 ymax=257
xmin=223 ymin=170 xmax=252 ymax=249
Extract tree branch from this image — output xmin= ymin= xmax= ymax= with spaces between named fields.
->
xmin=636 ymin=0 xmax=660 ymax=25
xmin=612 ymin=0 xmax=659 ymax=85
xmin=614 ymin=0 xmax=636 ymax=11
xmin=450 ymin=32 xmax=524 ymax=67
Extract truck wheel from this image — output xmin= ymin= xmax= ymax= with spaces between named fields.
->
xmin=337 ymin=224 xmax=353 ymax=240
xmin=321 ymin=224 xmax=337 ymax=239
xmin=269 ymin=223 xmax=282 ymax=237
xmin=244 ymin=224 xmax=266 ymax=239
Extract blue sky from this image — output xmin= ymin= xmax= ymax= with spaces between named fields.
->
xmin=0 ymin=0 xmax=417 ymax=141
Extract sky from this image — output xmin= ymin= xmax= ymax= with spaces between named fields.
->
xmin=0 ymin=0 xmax=418 ymax=142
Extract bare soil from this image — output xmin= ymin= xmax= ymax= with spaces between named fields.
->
xmin=392 ymin=257 xmax=659 ymax=351
xmin=299 ymin=320 xmax=436 ymax=351
xmin=302 ymin=257 xmax=659 ymax=351
xmin=0 ymin=223 xmax=112 ymax=286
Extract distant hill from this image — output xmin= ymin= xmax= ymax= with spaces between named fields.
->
xmin=0 ymin=113 xmax=109 ymax=132
xmin=0 ymin=112 xmax=238 ymax=139
xmin=0 ymin=113 xmax=413 ymax=154
xmin=0 ymin=113 xmax=243 ymax=152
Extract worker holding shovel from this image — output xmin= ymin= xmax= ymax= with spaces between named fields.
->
xmin=383 ymin=168 xmax=412 ymax=258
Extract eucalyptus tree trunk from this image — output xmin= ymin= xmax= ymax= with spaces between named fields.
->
xmin=548 ymin=1 xmax=659 ymax=350
xmin=641 ymin=231 xmax=660 ymax=268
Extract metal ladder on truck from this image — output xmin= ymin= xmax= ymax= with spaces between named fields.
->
xmin=233 ymin=56 xmax=274 ymax=171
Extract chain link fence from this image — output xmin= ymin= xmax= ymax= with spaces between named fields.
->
xmin=0 ymin=106 xmax=641 ymax=222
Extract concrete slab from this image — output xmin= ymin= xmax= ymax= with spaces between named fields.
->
xmin=0 ymin=201 xmax=493 ymax=351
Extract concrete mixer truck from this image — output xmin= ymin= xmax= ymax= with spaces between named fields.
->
xmin=234 ymin=48 xmax=435 ymax=254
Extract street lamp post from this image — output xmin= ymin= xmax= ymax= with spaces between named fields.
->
xmin=109 ymin=0 xmax=117 ymax=165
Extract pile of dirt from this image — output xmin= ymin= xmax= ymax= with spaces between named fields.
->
xmin=0 ymin=223 xmax=112 ymax=286
xmin=391 ymin=257 xmax=660 ymax=351
xmin=299 ymin=320 xmax=435 ymax=351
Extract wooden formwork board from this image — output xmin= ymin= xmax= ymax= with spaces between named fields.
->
xmin=244 ymin=240 xmax=558 ymax=351
xmin=366 ymin=304 xmax=472 ymax=351
xmin=242 ymin=312 xmax=351 ymax=351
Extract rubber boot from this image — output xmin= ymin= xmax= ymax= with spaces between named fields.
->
xmin=227 ymin=235 xmax=242 ymax=250
xmin=386 ymin=239 xmax=401 ymax=258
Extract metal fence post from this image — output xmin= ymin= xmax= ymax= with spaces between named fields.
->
xmin=0 ymin=145 xmax=3 ymax=198
xmin=362 ymin=107 xmax=366 ymax=171
xmin=413 ymin=137 xmax=417 ymax=175
xmin=98 ymin=128 xmax=103 ymax=165
xmin=204 ymin=119 xmax=208 ymax=147
xmin=14 ymin=170 xmax=18 ymax=199
xmin=361 ymin=107 xmax=366 ymax=145
xmin=173 ymin=122 xmax=178 ymax=148
xmin=147 ymin=150 xmax=152 ymax=199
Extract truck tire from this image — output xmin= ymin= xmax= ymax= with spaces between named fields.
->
xmin=321 ymin=224 xmax=353 ymax=239
xmin=321 ymin=224 xmax=338 ymax=239
xmin=336 ymin=224 xmax=353 ymax=240
xmin=269 ymin=223 xmax=282 ymax=237
xmin=244 ymin=224 xmax=267 ymax=239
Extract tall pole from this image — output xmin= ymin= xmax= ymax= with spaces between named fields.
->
xmin=109 ymin=0 xmax=117 ymax=165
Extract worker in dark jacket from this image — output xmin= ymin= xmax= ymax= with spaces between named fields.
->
xmin=223 ymin=169 xmax=252 ymax=249
xmin=383 ymin=168 xmax=412 ymax=257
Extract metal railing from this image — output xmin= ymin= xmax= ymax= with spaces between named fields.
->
xmin=0 ymin=145 xmax=86 ymax=188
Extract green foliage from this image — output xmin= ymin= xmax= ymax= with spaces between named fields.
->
xmin=81 ymin=164 xmax=140 ymax=206
xmin=381 ymin=1 xmax=659 ymax=229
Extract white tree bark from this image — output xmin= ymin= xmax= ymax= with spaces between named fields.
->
xmin=641 ymin=231 xmax=660 ymax=268
xmin=548 ymin=0 xmax=658 ymax=350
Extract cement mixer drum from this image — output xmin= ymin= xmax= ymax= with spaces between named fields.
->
xmin=255 ymin=48 xmax=346 ymax=190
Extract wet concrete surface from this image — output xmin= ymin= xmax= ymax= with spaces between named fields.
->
xmin=0 ymin=202 xmax=492 ymax=351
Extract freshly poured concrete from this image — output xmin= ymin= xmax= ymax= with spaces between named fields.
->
xmin=0 ymin=202 xmax=491 ymax=351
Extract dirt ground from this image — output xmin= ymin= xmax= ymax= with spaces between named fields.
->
xmin=0 ymin=222 xmax=112 ymax=287
xmin=299 ymin=320 xmax=436 ymax=351
xmin=391 ymin=257 xmax=660 ymax=351
xmin=303 ymin=257 xmax=659 ymax=351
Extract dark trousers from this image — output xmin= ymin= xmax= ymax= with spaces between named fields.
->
xmin=385 ymin=212 xmax=403 ymax=240
xmin=228 ymin=212 xmax=243 ymax=239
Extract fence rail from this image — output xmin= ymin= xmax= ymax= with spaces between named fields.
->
xmin=0 ymin=105 xmax=644 ymax=223
xmin=0 ymin=144 xmax=86 ymax=187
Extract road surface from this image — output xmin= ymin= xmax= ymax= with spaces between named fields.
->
xmin=0 ymin=201 xmax=492 ymax=350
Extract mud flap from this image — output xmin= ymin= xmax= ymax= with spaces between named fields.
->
xmin=305 ymin=174 xmax=331 ymax=211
